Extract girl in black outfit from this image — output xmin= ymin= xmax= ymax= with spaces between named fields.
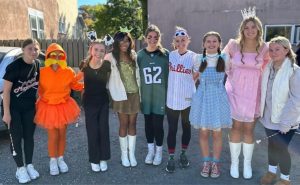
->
xmin=81 ymin=40 xmax=111 ymax=172
xmin=2 ymin=38 xmax=40 ymax=184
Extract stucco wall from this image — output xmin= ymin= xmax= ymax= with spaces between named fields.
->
xmin=148 ymin=0 xmax=300 ymax=52
xmin=0 ymin=0 xmax=59 ymax=40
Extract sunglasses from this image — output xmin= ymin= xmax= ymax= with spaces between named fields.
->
xmin=48 ymin=52 xmax=65 ymax=60
xmin=174 ymin=30 xmax=188 ymax=37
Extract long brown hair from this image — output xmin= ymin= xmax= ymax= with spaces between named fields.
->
xmin=199 ymin=31 xmax=225 ymax=72
xmin=144 ymin=24 xmax=166 ymax=55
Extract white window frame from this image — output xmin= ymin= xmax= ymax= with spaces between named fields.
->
xmin=28 ymin=8 xmax=45 ymax=39
xmin=264 ymin=24 xmax=295 ymax=43
xmin=59 ymin=17 xmax=66 ymax=34
xmin=295 ymin=25 xmax=300 ymax=44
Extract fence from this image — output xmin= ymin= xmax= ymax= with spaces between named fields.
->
xmin=0 ymin=39 xmax=89 ymax=67
xmin=0 ymin=39 xmax=144 ymax=67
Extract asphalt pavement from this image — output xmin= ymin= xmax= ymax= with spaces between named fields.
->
xmin=0 ymin=109 xmax=299 ymax=185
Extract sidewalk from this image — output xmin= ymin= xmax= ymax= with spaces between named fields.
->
xmin=0 ymin=109 xmax=299 ymax=184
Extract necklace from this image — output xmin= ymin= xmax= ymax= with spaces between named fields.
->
xmin=94 ymin=68 xmax=100 ymax=75
xmin=90 ymin=60 xmax=103 ymax=75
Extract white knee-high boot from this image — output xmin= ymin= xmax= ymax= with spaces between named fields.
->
xmin=243 ymin=142 xmax=254 ymax=179
xmin=119 ymin=136 xmax=130 ymax=167
xmin=229 ymin=142 xmax=242 ymax=178
xmin=128 ymin=135 xmax=137 ymax=167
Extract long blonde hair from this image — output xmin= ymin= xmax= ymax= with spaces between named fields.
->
xmin=82 ymin=39 xmax=106 ymax=69
xmin=237 ymin=16 xmax=264 ymax=64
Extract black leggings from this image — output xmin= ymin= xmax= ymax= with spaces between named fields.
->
xmin=265 ymin=128 xmax=295 ymax=175
xmin=166 ymin=107 xmax=191 ymax=154
xmin=144 ymin=113 xmax=164 ymax=146
xmin=10 ymin=108 xmax=36 ymax=167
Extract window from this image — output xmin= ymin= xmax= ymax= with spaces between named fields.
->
xmin=29 ymin=15 xmax=38 ymax=39
xmin=38 ymin=17 xmax=45 ymax=38
xmin=264 ymin=25 xmax=293 ymax=42
xmin=295 ymin=25 xmax=300 ymax=44
xmin=59 ymin=17 xmax=66 ymax=34
xmin=28 ymin=8 xmax=45 ymax=39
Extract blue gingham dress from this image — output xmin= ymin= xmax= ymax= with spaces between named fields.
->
xmin=189 ymin=55 xmax=232 ymax=130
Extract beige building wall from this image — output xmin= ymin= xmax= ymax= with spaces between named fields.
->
xmin=56 ymin=0 xmax=78 ymax=39
xmin=0 ymin=0 xmax=59 ymax=40
xmin=148 ymin=0 xmax=300 ymax=52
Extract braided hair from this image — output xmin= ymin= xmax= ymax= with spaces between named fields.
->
xmin=199 ymin=31 xmax=225 ymax=73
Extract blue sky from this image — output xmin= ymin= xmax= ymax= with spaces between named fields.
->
xmin=78 ymin=0 xmax=107 ymax=7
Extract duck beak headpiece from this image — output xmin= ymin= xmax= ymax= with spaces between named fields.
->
xmin=45 ymin=43 xmax=67 ymax=69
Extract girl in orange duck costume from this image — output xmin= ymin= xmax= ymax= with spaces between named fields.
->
xmin=34 ymin=43 xmax=83 ymax=176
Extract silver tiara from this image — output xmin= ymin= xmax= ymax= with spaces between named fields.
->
xmin=241 ymin=6 xmax=256 ymax=20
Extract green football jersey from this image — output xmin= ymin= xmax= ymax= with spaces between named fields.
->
xmin=137 ymin=48 xmax=169 ymax=115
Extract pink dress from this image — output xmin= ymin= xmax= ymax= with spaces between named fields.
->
xmin=224 ymin=39 xmax=269 ymax=122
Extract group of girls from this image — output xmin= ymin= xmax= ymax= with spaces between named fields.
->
xmin=2 ymin=13 xmax=300 ymax=185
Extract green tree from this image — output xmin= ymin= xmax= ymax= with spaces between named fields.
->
xmin=139 ymin=0 xmax=148 ymax=34
xmin=79 ymin=5 xmax=106 ymax=30
xmin=93 ymin=0 xmax=143 ymax=39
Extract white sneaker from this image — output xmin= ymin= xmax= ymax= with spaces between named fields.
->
xmin=91 ymin=163 xmax=100 ymax=172
xmin=153 ymin=146 xmax=163 ymax=166
xmin=16 ymin=167 xmax=31 ymax=184
xmin=49 ymin=158 xmax=59 ymax=176
xmin=26 ymin=164 xmax=39 ymax=180
xmin=145 ymin=143 xmax=155 ymax=164
xmin=100 ymin=161 xmax=108 ymax=172
xmin=57 ymin=156 xmax=69 ymax=173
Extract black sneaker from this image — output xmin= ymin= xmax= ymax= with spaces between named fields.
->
xmin=179 ymin=152 xmax=190 ymax=168
xmin=165 ymin=157 xmax=175 ymax=173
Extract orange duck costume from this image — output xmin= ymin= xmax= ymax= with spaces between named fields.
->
xmin=34 ymin=43 xmax=84 ymax=129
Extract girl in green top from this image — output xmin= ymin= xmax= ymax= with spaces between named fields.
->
xmin=137 ymin=24 xmax=169 ymax=166
xmin=107 ymin=31 xmax=140 ymax=168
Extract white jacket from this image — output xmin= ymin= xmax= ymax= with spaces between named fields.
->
xmin=260 ymin=57 xmax=299 ymax=123
xmin=105 ymin=52 xmax=140 ymax=101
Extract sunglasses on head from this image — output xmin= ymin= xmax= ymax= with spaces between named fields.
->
xmin=174 ymin=30 xmax=188 ymax=37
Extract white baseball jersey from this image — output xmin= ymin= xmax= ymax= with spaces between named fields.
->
xmin=167 ymin=50 xmax=199 ymax=110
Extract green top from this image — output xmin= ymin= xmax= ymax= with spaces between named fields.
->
xmin=119 ymin=61 xmax=138 ymax=93
xmin=137 ymin=48 xmax=169 ymax=115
